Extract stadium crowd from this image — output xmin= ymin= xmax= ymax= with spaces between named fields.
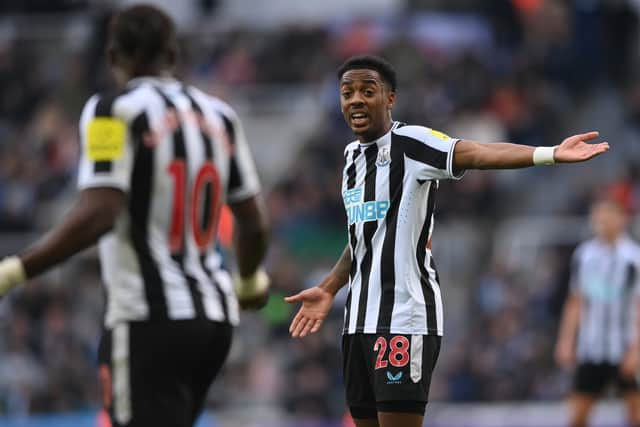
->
xmin=2 ymin=0 xmax=640 ymax=421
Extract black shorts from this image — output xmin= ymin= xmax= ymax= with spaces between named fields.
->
xmin=342 ymin=333 xmax=441 ymax=419
xmin=574 ymin=362 xmax=639 ymax=395
xmin=98 ymin=319 xmax=232 ymax=427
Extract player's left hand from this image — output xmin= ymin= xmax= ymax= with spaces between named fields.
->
xmin=620 ymin=346 xmax=640 ymax=379
xmin=554 ymin=131 xmax=609 ymax=163
xmin=285 ymin=286 xmax=334 ymax=338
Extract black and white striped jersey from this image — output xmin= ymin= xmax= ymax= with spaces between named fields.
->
xmin=341 ymin=121 xmax=463 ymax=336
xmin=571 ymin=235 xmax=640 ymax=364
xmin=77 ymin=77 xmax=260 ymax=328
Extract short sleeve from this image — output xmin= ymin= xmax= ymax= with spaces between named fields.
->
xmin=216 ymin=106 xmax=261 ymax=203
xmin=394 ymin=125 xmax=464 ymax=181
xmin=77 ymin=94 xmax=134 ymax=192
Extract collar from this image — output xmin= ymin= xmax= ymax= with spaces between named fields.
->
xmin=127 ymin=75 xmax=180 ymax=89
xmin=595 ymin=234 xmax=630 ymax=250
xmin=358 ymin=121 xmax=400 ymax=147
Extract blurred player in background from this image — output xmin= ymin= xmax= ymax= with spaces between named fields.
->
xmin=0 ymin=5 xmax=269 ymax=427
xmin=286 ymin=55 xmax=609 ymax=427
xmin=556 ymin=195 xmax=640 ymax=427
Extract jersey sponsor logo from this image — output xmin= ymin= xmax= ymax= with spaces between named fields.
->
xmin=386 ymin=371 xmax=403 ymax=384
xmin=428 ymin=128 xmax=450 ymax=141
xmin=86 ymin=118 xmax=126 ymax=161
xmin=581 ymin=274 xmax=623 ymax=302
xmin=343 ymin=187 xmax=389 ymax=225
xmin=343 ymin=188 xmax=363 ymax=205
xmin=376 ymin=147 xmax=390 ymax=167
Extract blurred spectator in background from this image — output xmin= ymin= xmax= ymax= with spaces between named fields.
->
xmin=556 ymin=192 xmax=640 ymax=427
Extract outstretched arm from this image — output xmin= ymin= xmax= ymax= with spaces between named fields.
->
xmin=0 ymin=188 xmax=124 ymax=296
xmin=453 ymin=131 xmax=609 ymax=171
xmin=285 ymin=245 xmax=352 ymax=337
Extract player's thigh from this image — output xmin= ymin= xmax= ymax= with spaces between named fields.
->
xmin=573 ymin=363 xmax=609 ymax=396
xmin=372 ymin=334 xmax=441 ymax=413
xmin=343 ymin=334 xmax=378 ymax=420
xmin=188 ymin=321 xmax=233 ymax=425
xmin=102 ymin=322 xmax=190 ymax=427
xmin=103 ymin=320 xmax=232 ymax=427
xmin=378 ymin=411 xmax=424 ymax=427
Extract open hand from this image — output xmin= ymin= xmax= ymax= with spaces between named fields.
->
xmin=554 ymin=131 xmax=609 ymax=163
xmin=285 ymin=287 xmax=334 ymax=338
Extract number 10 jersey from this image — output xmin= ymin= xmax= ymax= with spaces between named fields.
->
xmin=77 ymin=77 xmax=260 ymax=328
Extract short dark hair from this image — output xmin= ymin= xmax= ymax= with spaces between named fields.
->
xmin=337 ymin=55 xmax=397 ymax=91
xmin=108 ymin=5 xmax=176 ymax=67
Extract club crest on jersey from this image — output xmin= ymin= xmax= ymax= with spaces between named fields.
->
xmin=376 ymin=147 xmax=391 ymax=167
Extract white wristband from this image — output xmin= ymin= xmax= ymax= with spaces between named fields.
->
xmin=533 ymin=146 xmax=557 ymax=165
xmin=0 ymin=256 xmax=26 ymax=296
xmin=235 ymin=268 xmax=270 ymax=300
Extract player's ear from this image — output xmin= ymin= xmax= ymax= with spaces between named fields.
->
xmin=387 ymin=90 xmax=396 ymax=111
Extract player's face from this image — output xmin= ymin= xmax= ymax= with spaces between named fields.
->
xmin=340 ymin=69 xmax=395 ymax=142
xmin=590 ymin=201 xmax=627 ymax=242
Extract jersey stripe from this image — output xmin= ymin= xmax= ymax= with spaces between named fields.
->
xmin=128 ymin=112 xmax=168 ymax=320
xmin=355 ymin=145 xmax=379 ymax=332
xmin=416 ymin=181 xmax=438 ymax=332
xmin=183 ymin=88 xmax=230 ymax=321
xmin=343 ymin=148 xmax=360 ymax=333
xmin=403 ymin=138 xmax=447 ymax=170
xmin=221 ymin=115 xmax=243 ymax=193
xmin=573 ymin=237 xmax=640 ymax=363
xmin=377 ymin=136 xmax=404 ymax=330
xmin=153 ymin=87 xmax=206 ymax=319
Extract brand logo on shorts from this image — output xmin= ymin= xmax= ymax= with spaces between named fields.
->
xmin=386 ymin=371 xmax=403 ymax=384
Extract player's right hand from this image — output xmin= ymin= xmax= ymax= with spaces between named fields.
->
xmin=554 ymin=339 xmax=575 ymax=369
xmin=285 ymin=286 xmax=334 ymax=338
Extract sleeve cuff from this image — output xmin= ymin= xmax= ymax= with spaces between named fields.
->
xmin=447 ymin=139 xmax=465 ymax=180
xmin=78 ymin=177 xmax=129 ymax=193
